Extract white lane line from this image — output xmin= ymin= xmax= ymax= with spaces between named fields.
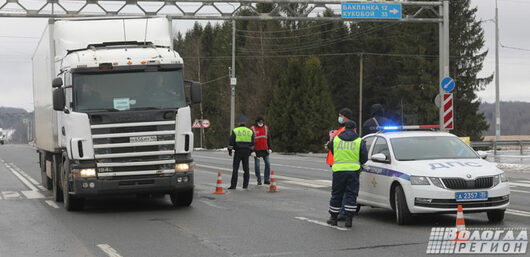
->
xmin=14 ymin=166 xmax=41 ymax=186
xmin=193 ymin=154 xmax=329 ymax=172
xmin=510 ymin=189 xmax=530 ymax=194
xmin=21 ymin=190 xmax=45 ymax=199
xmin=97 ymin=244 xmax=123 ymax=257
xmin=1 ymin=191 xmax=22 ymax=200
xmin=506 ymin=209 xmax=530 ymax=217
xmin=295 ymin=217 xmax=349 ymax=231
xmin=45 ymin=200 xmax=60 ymax=208
xmin=195 ymin=164 xmax=331 ymax=188
xmin=4 ymin=163 xmax=39 ymax=191
xmin=509 ymin=182 xmax=530 ymax=188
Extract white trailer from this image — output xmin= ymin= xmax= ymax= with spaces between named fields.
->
xmin=32 ymin=17 xmax=201 ymax=211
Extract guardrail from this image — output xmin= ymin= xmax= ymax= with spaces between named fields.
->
xmin=471 ymin=140 xmax=530 ymax=155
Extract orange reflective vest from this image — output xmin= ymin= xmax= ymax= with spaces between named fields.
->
xmin=326 ymin=126 xmax=345 ymax=166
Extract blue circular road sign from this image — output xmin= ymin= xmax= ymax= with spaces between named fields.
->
xmin=441 ymin=77 xmax=455 ymax=92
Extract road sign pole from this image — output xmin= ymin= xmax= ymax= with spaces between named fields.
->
xmin=230 ymin=20 xmax=236 ymax=133
xmin=439 ymin=4 xmax=444 ymax=131
xmin=495 ymin=0 xmax=501 ymax=143
xmin=358 ymin=53 xmax=363 ymax=136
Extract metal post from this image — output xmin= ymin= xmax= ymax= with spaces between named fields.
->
xmin=440 ymin=0 xmax=450 ymax=131
xmin=230 ymin=20 xmax=236 ymax=132
xmin=358 ymin=53 xmax=363 ymax=136
xmin=495 ymin=0 xmax=501 ymax=143
xmin=438 ymin=4 xmax=444 ymax=130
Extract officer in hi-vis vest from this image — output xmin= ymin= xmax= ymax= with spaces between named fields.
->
xmin=228 ymin=114 xmax=255 ymax=189
xmin=326 ymin=121 xmax=367 ymax=228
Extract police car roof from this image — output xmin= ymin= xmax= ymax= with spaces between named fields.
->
xmin=371 ymin=130 xmax=455 ymax=139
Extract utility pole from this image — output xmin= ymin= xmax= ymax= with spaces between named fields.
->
xmin=358 ymin=53 xmax=363 ymax=136
xmin=230 ymin=20 xmax=236 ymax=132
xmin=495 ymin=0 xmax=501 ymax=142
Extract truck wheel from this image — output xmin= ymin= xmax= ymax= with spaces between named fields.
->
xmin=170 ymin=189 xmax=193 ymax=207
xmin=62 ymin=158 xmax=84 ymax=211
xmin=394 ymin=185 xmax=411 ymax=225
xmin=52 ymin=156 xmax=63 ymax=202
xmin=40 ymin=153 xmax=52 ymax=190
xmin=487 ymin=209 xmax=505 ymax=223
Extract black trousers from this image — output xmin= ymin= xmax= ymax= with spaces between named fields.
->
xmin=329 ymin=171 xmax=360 ymax=217
xmin=231 ymin=149 xmax=250 ymax=188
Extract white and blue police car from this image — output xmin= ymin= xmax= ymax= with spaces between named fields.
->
xmin=357 ymin=125 xmax=510 ymax=225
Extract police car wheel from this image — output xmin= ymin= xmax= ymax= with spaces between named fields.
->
xmin=356 ymin=204 xmax=361 ymax=214
xmin=394 ymin=185 xmax=411 ymax=225
xmin=486 ymin=209 xmax=505 ymax=223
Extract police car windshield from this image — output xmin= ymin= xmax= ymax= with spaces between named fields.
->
xmin=390 ymin=136 xmax=479 ymax=161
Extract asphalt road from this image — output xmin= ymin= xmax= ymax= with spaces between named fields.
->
xmin=0 ymin=145 xmax=529 ymax=257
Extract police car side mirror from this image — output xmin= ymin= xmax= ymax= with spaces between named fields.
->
xmin=477 ymin=151 xmax=488 ymax=160
xmin=372 ymin=153 xmax=389 ymax=163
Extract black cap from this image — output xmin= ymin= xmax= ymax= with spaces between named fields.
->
xmin=237 ymin=114 xmax=248 ymax=123
xmin=339 ymin=108 xmax=353 ymax=120
xmin=256 ymin=115 xmax=264 ymax=122
xmin=370 ymin=104 xmax=384 ymax=116
xmin=344 ymin=120 xmax=357 ymax=130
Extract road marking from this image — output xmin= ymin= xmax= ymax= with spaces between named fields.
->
xmin=193 ymin=154 xmax=329 ymax=172
xmin=295 ymin=216 xmax=349 ymax=231
xmin=45 ymin=200 xmax=60 ymax=208
xmin=14 ymin=166 xmax=41 ymax=186
xmin=510 ymin=189 xmax=530 ymax=194
xmin=1 ymin=191 xmax=22 ymax=200
xmin=196 ymin=164 xmax=331 ymax=188
xmin=506 ymin=209 xmax=530 ymax=217
xmin=21 ymin=190 xmax=45 ymax=199
xmin=4 ymin=163 xmax=39 ymax=191
xmin=509 ymin=182 xmax=530 ymax=188
xmin=97 ymin=244 xmax=123 ymax=257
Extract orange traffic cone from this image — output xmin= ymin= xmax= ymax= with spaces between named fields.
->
xmin=214 ymin=172 xmax=225 ymax=195
xmin=268 ymin=170 xmax=279 ymax=193
xmin=454 ymin=205 xmax=467 ymax=242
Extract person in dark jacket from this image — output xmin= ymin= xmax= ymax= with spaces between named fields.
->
xmin=326 ymin=121 xmax=368 ymax=228
xmin=362 ymin=104 xmax=393 ymax=136
xmin=228 ymin=115 xmax=255 ymax=189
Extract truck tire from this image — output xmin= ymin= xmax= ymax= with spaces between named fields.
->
xmin=170 ymin=189 xmax=193 ymax=207
xmin=40 ymin=152 xmax=52 ymax=190
xmin=52 ymin=155 xmax=63 ymax=202
xmin=394 ymin=185 xmax=411 ymax=225
xmin=487 ymin=209 xmax=505 ymax=223
xmin=62 ymin=157 xmax=84 ymax=211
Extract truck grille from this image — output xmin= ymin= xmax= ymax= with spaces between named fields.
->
xmin=91 ymin=120 xmax=176 ymax=177
xmin=442 ymin=177 xmax=494 ymax=189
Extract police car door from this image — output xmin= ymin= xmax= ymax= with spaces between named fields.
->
xmin=358 ymin=136 xmax=377 ymax=205
xmin=365 ymin=136 xmax=393 ymax=207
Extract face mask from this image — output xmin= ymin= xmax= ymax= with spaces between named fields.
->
xmin=257 ymin=123 xmax=264 ymax=127
xmin=338 ymin=116 xmax=344 ymax=124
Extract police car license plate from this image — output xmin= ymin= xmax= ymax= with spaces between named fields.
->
xmin=130 ymin=136 xmax=157 ymax=143
xmin=455 ymin=191 xmax=488 ymax=201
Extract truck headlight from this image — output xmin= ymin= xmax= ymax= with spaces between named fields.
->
xmin=429 ymin=177 xmax=445 ymax=188
xmin=80 ymin=168 xmax=96 ymax=178
xmin=175 ymin=163 xmax=194 ymax=172
xmin=410 ymin=176 xmax=430 ymax=185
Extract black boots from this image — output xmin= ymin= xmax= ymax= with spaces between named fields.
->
xmin=327 ymin=214 xmax=338 ymax=226
xmin=345 ymin=216 xmax=353 ymax=228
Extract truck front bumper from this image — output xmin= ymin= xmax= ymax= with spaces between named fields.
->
xmin=71 ymin=172 xmax=193 ymax=197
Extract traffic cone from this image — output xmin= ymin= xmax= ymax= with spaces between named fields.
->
xmin=214 ymin=172 xmax=225 ymax=195
xmin=454 ymin=205 xmax=467 ymax=242
xmin=268 ymin=170 xmax=279 ymax=193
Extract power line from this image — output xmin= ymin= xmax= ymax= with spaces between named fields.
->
xmin=181 ymin=51 xmax=451 ymax=60
xmin=201 ymin=75 xmax=229 ymax=85
xmin=500 ymin=43 xmax=530 ymax=52
xmin=236 ymin=21 xmax=338 ymax=34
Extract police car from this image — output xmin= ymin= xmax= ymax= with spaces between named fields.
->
xmin=357 ymin=125 xmax=510 ymax=225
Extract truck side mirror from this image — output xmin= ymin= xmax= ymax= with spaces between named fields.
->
xmin=190 ymin=82 xmax=202 ymax=105
xmin=52 ymin=77 xmax=63 ymax=88
xmin=53 ymin=88 xmax=66 ymax=111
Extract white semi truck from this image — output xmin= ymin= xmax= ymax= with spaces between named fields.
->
xmin=32 ymin=17 xmax=201 ymax=211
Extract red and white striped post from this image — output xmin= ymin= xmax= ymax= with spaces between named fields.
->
xmin=443 ymin=93 xmax=454 ymax=130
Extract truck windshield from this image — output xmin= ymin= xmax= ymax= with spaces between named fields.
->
xmin=390 ymin=136 xmax=479 ymax=161
xmin=73 ymin=70 xmax=186 ymax=112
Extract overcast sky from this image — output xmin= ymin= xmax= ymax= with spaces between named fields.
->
xmin=0 ymin=0 xmax=529 ymax=111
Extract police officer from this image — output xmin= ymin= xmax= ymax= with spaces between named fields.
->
xmin=326 ymin=121 xmax=368 ymax=228
xmin=228 ymin=114 xmax=255 ymax=189
xmin=362 ymin=104 xmax=392 ymax=136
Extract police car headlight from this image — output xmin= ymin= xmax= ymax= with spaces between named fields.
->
xmin=410 ymin=176 xmax=430 ymax=185
xmin=500 ymin=173 xmax=508 ymax=182
xmin=429 ymin=177 xmax=445 ymax=188
xmin=492 ymin=173 xmax=507 ymax=187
